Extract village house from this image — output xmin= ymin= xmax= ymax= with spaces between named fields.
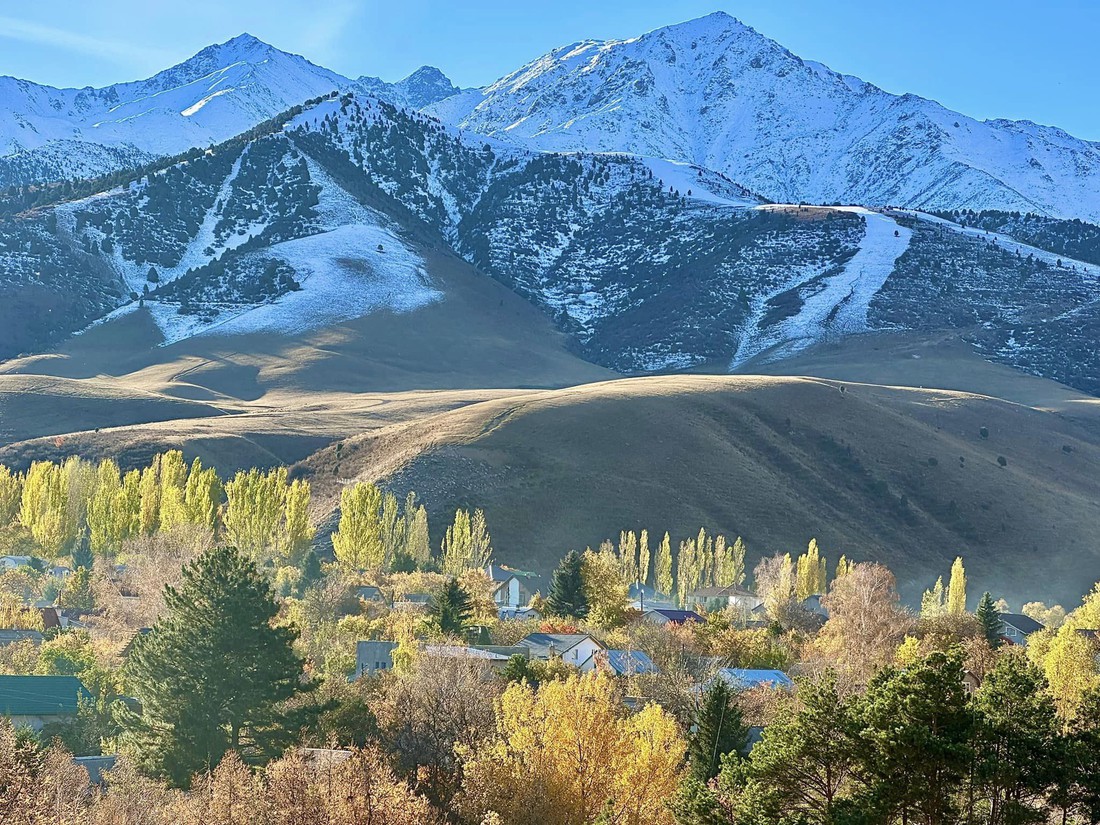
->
xmin=498 ymin=605 xmax=542 ymax=621
xmin=641 ymin=607 xmax=703 ymax=626
xmin=688 ymin=584 xmax=763 ymax=613
xmin=0 ymin=675 xmax=91 ymax=730
xmin=580 ymin=649 xmax=659 ymax=676
xmin=0 ymin=629 xmax=44 ymax=646
xmin=394 ymin=592 xmax=432 ymax=612
xmin=518 ymin=632 xmax=604 ymax=666
xmin=424 ymin=644 xmax=529 ymax=671
xmin=355 ymin=640 xmax=397 ymax=677
xmin=486 ymin=565 xmax=528 ymax=609
xmin=627 ymin=583 xmax=676 ymax=612
xmin=713 ymin=668 xmax=795 ymax=691
xmin=998 ymin=613 xmax=1044 ymax=647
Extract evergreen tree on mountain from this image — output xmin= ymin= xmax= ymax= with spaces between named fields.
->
xmin=121 ymin=545 xmax=302 ymax=787
xmin=545 ymin=550 xmax=589 ymax=619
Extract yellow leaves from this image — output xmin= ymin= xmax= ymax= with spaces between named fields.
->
xmin=461 ymin=672 xmax=684 ymax=825
xmin=1033 ymin=619 xmax=1100 ymax=722
xmin=332 ymin=482 xmax=384 ymax=572
xmin=582 ymin=547 xmax=629 ymax=629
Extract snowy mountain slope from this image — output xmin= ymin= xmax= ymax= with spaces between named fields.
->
xmin=354 ymin=66 xmax=462 ymax=111
xmin=426 ymin=12 xmax=1100 ymax=223
xmin=0 ymin=34 xmax=346 ymax=185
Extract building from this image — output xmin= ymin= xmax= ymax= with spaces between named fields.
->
xmin=713 ymin=668 xmax=795 ymax=691
xmin=687 ymin=585 xmax=763 ymax=613
xmin=0 ymin=675 xmax=91 ymax=730
xmin=998 ymin=613 xmax=1044 ymax=647
xmin=641 ymin=608 xmax=703 ymax=626
xmin=394 ymin=593 xmax=432 ymax=612
xmin=0 ymin=555 xmax=34 ymax=571
xmin=498 ymin=605 xmax=542 ymax=621
xmin=518 ymin=633 xmax=604 ymax=666
xmin=424 ymin=644 xmax=528 ymax=671
xmin=354 ymin=585 xmax=384 ymax=604
xmin=486 ymin=565 xmax=528 ymax=609
xmin=355 ymin=641 xmax=398 ymax=678
xmin=0 ymin=629 xmax=44 ymax=646
xmin=580 ymin=649 xmax=659 ymax=676
xmin=74 ymin=755 xmax=117 ymax=787
xmin=627 ymin=583 xmax=676 ymax=612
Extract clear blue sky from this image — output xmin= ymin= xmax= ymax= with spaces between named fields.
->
xmin=1 ymin=1 xmax=1096 ymax=139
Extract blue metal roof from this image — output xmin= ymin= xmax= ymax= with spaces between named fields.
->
xmin=715 ymin=668 xmax=795 ymax=690
xmin=605 ymin=649 xmax=659 ymax=675
xmin=0 ymin=675 xmax=91 ymax=716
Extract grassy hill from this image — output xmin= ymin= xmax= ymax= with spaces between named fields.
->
xmin=296 ymin=371 xmax=1100 ymax=605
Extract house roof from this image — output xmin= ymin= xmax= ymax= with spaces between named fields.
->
xmin=74 ymin=755 xmax=117 ymax=786
xmin=0 ymin=630 xmax=44 ymax=645
xmin=715 ymin=668 xmax=795 ymax=691
xmin=600 ymin=649 xmax=659 ymax=675
xmin=0 ymin=675 xmax=91 ymax=716
xmin=644 ymin=608 xmax=704 ymax=624
xmin=398 ymin=593 xmax=432 ymax=603
xmin=690 ymin=585 xmax=759 ymax=599
xmin=999 ymin=613 xmax=1044 ymax=635
xmin=519 ymin=633 xmax=601 ymax=658
xmin=486 ymin=565 xmax=517 ymax=583
xmin=355 ymin=585 xmax=382 ymax=599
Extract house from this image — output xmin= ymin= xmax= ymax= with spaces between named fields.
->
xmin=355 ymin=641 xmax=398 ymax=678
xmin=687 ymin=585 xmax=763 ymax=613
xmin=486 ymin=565 xmax=528 ymax=609
xmin=0 ymin=555 xmax=34 ymax=571
xmin=641 ymin=608 xmax=703 ymax=626
xmin=580 ymin=649 xmax=659 ymax=676
xmin=518 ymin=633 xmax=605 ymax=666
xmin=0 ymin=629 xmax=44 ymax=646
xmin=0 ymin=675 xmax=91 ymax=730
xmin=498 ymin=605 xmax=542 ymax=622
xmin=627 ymin=583 xmax=676 ymax=612
xmin=355 ymin=585 xmax=384 ymax=604
xmin=713 ymin=668 xmax=795 ymax=691
xmin=424 ymin=644 xmax=528 ymax=671
xmin=999 ymin=613 xmax=1044 ymax=647
xmin=800 ymin=594 xmax=830 ymax=621
xmin=394 ymin=593 xmax=432 ymax=612
xmin=74 ymin=755 xmax=117 ymax=787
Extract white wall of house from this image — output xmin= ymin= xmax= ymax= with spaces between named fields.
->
xmin=561 ymin=637 xmax=603 ymax=666
xmin=494 ymin=578 xmax=522 ymax=608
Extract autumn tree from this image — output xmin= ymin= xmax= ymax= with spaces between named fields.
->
xmin=947 ymin=555 xmax=967 ymax=615
xmin=655 ymin=532 xmax=674 ymax=598
xmin=754 ymin=553 xmax=796 ymax=625
xmin=440 ymin=508 xmax=493 ymax=575
xmin=0 ymin=465 xmax=22 ymax=526
xmin=582 ymin=546 xmax=629 ymax=628
xmin=795 ymin=538 xmax=827 ymax=600
xmin=332 ymin=482 xmax=384 ymax=571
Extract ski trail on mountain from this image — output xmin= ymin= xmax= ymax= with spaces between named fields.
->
xmin=730 ymin=207 xmax=911 ymax=369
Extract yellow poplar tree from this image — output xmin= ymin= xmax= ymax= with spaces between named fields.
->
xmin=157 ymin=451 xmax=190 ymax=531
xmin=331 ymin=482 xmax=384 ymax=571
xmin=638 ymin=529 xmax=650 ymax=588
xmin=582 ymin=547 xmax=629 ymax=629
xmin=947 ymin=556 xmax=967 ymax=615
xmin=223 ymin=467 xmax=289 ymax=559
xmin=282 ymin=479 xmax=314 ymax=563
xmin=655 ymin=532 xmax=673 ymax=598
xmin=1036 ymin=622 xmax=1100 ymax=721
xmin=138 ymin=456 xmax=162 ymax=536
xmin=19 ymin=461 xmax=70 ymax=555
xmin=0 ymin=466 xmax=23 ymax=526
xmin=87 ymin=459 xmax=123 ymax=554
xmin=183 ymin=459 xmax=223 ymax=531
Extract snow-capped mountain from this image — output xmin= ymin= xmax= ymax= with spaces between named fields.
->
xmin=427 ymin=12 xmax=1100 ymax=223
xmin=355 ymin=66 xmax=462 ymax=110
xmin=0 ymin=34 xmax=345 ymax=185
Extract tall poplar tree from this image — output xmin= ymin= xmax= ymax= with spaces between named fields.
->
xmin=655 ymin=532 xmax=674 ymax=598
xmin=947 ymin=556 xmax=967 ymax=615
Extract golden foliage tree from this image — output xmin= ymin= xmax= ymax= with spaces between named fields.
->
xmin=946 ymin=556 xmax=967 ymax=615
xmin=0 ymin=465 xmax=23 ymax=527
xmin=654 ymin=532 xmax=673 ymax=598
xmin=332 ymin=482 xmax=384 ymax=572
xmin=459 ymin=672 xmax=683 ymax=825
xmin=582 ymin=547 xmax=629 ymax=629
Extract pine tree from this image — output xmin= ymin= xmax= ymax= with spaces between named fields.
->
xmin=545 ymin=551 xmax=589 ymax=619
xmin=430 ymin=579 xmax=473 ymax=636
xmin=947 ymin=556 xmax=967 ymax=615
xmin=655 ymin=532 xmax=674 ymax=598
xmin=688 ymin=678 xmax=749 ymax=781
xmin=122 ymin=546 xmax=302 ymax=786
xmin=975 ymin=591 xmax=1002 ymax=646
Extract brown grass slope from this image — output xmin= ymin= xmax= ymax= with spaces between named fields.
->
xmin=298 ymin=374 xmax=1100 ymax=605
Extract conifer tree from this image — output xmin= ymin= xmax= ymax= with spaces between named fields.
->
xmin=331 ymin=482 xmax=384 ymax=572
xmin=430 ymin=579 xmax=473 ymax=636
xmin=655 ymin=532 xmax=674 ymax=597
xmin=688 ymin=678 xmax=749 ymax=782
xmin=545 ymin=550 xmax=589 ymax=619
xmin=947 ymin=556 xmax=967 ymax=615
xmin=975 ymin=591 xmax=1002 ymax=646
xmin=122 ymin=545 xmax=302 ymax=786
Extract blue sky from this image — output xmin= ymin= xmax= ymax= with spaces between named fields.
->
xmin=1 ymin=1 xmax=1096 ymax=139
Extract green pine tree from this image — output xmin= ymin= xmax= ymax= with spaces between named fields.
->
xmin=975 ymin=591 xmax=1002 ymax=647
xmin=430 ymin=579 xmax=473 ymax=636
xmin=122 ymin=545 xmax=302 ymax=786
xmin=545 ymin=550 xmax=590 ymax=619
xmin=688 ymin=678 xmax=749 ymax=782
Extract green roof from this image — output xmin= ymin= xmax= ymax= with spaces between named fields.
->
xmin=0 ymin=675 xmax=90 ymax=717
